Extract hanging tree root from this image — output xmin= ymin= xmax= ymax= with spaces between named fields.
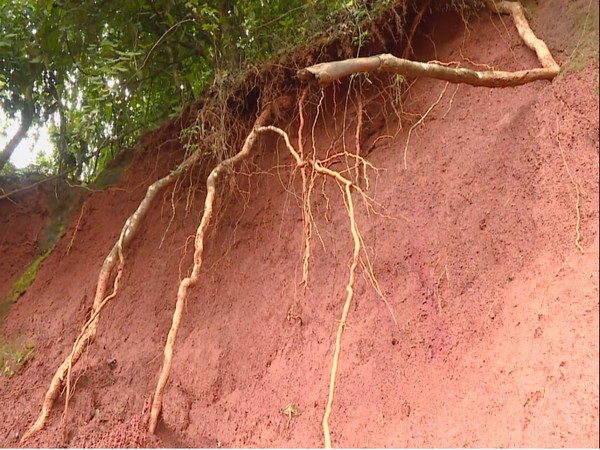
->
xmin=291 ymin=1 xmax=561 ymax=446
xmin=21 ymin=154 xmax=201 ymax=443
xmin=555 ymin=116 xmax=585 ymax=254
xmin=146 ymin=95 xmax=382 ymax=446
xmin=259 ymin=125 xmax=366 ymax=448
xmin=271 ymin=90 xmax=396 ymax=446
xmin=147 ymin=99 xmax=290 ymax=433
xmin=60 ymin=238 xmax=125 ymax=444
xmin=297 ymin=88 xmax=314 ymax=286
xmin=24 ymin=0 xmax=562 ymax=444
xmin=298 ymin=1 xmax=559 ymax=88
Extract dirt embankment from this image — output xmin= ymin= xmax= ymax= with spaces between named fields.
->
xmin=1 ymin=2 xmax=598 ymax=448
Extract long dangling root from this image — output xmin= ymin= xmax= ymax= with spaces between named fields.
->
xmin=23 ymin=1 xmax=563 ymax=445
xmin=555 ymin=116 xmax=585 ymax=254
xmin=255 ymin=125 xmax=368 ymax=448
xmin=21 ymin=155 xmax=200 ymax=443
xmin=147 ymin=99 xmax=287 ymax=433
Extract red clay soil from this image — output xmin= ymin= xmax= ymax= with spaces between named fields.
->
xmin=1 ymin=3 xmax=598 ymax=448
xmin=0 ymin=181 xmax=52 ymax=307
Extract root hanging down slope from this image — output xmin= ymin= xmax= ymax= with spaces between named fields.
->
xmin=20 ymin=154 xmax=202 ymax=443
xmin=298 ymin=1 xmax=559 ymax=87
xmin=21 ymin=0 xmax=561 ymax=446
xmin=148 ymin=98 xmax=290 ymax=433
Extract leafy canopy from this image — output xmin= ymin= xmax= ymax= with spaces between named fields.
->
xmin=1 ymin=0 xmax=359 ymax=180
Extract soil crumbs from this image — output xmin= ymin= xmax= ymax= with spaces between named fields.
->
xmin=1 ymin=2 xmax=598 ymax=448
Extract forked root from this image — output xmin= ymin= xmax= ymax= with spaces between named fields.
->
xmin=256 ymin=125 xmax=367 ymax=448
xmin=147 ymin=114 xmax=374 ymax=446
xmin=321 ymin=181 xmax=361 ymax=449
xmin=24 ymin=1 xmax=563 ymax=445
xmin=21 ymin=155 xmax=200 ymax=443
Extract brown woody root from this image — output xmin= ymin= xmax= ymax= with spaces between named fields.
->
xmin=23 ymin=0 xmax=562 ymax=444
xmin=148 ymin=107 xmax=369 ymax=446
xmin=297 ymin=1 xmax=559 ymax=87
xmin=21 ymin=155 xmax=200 ymax=443
xmin=147 ymin=99 xmax=290 ymax=433
xmin=0 ymin=170 xmax=74 ymax=201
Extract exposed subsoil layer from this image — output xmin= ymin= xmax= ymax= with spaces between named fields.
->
xmin=0 ymin=181 xmax=52 ymax=309
xmin=1 ymin=3 xmax=599 ymax=448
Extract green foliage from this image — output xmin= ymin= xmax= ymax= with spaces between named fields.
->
xmin=34 ymin=151 xmax=54 ymax=175
xmin=2 ymin=0 xmax=489 ymax=178
xmin=233 ymin=0 xmax=348 ymax=62
xmin=0 ymin=161 xmax=17 ymax=176
xmin=0 ymin=335 xmax=34 ymax=377
xmin=0 ymin=1 xmax=60 ymax=118
xmin=2 ymin=0 xmax=365 ymax=180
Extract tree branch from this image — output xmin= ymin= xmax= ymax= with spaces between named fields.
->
xmin=0 ymin=84 xmax=34 ymax=172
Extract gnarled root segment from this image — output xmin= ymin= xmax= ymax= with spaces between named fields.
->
xmin=23 ymin=1 xmax=562 ymax=445
xmin=147 ymin=104 xmax=376 ymax=447
xmin=292 ymin=2 xmax=561 ymax=447
xmin=298 ymin=1 xmax=559 ymax=88
xmin=147 ymin=98 xmax=290 ymax=433
xmin=21 ymin=156 xmax=199 ymax=443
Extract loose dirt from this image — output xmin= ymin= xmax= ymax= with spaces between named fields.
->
xmin=1 ymin=3 xmax=598 ymax=448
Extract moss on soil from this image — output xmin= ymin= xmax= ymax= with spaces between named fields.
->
xmin=92 ymin=148 xmax=134 ymax=189
xmin=0 ymin=150 xmax=135 ymax=322
xmin=5 ymin=251 xmax=50 ymax=305
xmin=0 ymin=335 xmax=35 ymax=377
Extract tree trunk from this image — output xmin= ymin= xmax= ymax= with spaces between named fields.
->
xmin=0 ymin=85 xmax=34 ymax=172
xmin=216 ymin=0 xmax=240 ymax=68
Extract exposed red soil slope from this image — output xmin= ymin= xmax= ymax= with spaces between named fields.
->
xmin=1 ymin=3 xmax=598 ymax=448
xmin=0 ymin=181 xmax=52 ymax=307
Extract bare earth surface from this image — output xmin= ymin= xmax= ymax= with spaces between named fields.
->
xmin=1 ymin=3 xmax=598 ymax=448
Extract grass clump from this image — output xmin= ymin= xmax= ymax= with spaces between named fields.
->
xmin=560 ymin=0 xmax=599 ymax=76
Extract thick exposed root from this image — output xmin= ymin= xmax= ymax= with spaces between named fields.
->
xmin=322 ymin=183 xmax=360 ymax=449
xmin=147 ymin=99 xmax=289 ymax=433
xmin=22 ymin=1 xmax=564 ymax=446
xmin=297 ymin=88 xmax=313 ymax=286
xmin=21 ymin=155 xmax=200 ymax=443
xmin=298 ymin=1 xmax=559 ymax=88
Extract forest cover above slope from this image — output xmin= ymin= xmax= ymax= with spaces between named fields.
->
xmin=2 ymin=0 xmax=481 ymax=180
xmin=1 ymin=0 xmax=597 ymax=447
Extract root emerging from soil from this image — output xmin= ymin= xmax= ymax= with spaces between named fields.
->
xmin=21 ymin=155 xmax=201 ymax=443
xmin=147 ymin=100 xmax=287 ymax=433
xmin=555 ymin=116 xmax=585 ymax=254
xmin=22 ymin=1 xmax=563 ymax=447
xmin=257 ymin=125 xmax=380 ymax=448
xmin=298 ymin=1 xmax=560 ymax=88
